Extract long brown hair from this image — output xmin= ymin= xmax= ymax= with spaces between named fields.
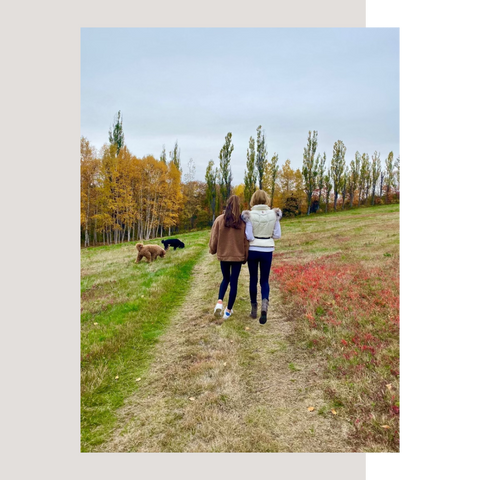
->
xmin=224 ymin=195 xmax=242 ymax=228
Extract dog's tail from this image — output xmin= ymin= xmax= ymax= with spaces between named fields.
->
xmin=136 ymin=243 xmax=143 ymax=252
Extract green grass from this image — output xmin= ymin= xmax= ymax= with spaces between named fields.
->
xmin=81 ymin=203 xmax=400 ymax=452
xmin=81 ymin=230 xmax=210 ymax=451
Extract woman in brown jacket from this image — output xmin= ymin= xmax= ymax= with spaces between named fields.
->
xmin=209 ymin=195 xmax=249 ymax=320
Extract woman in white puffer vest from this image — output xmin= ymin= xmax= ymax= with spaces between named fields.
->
xmin=241 ymin=189 xmax=282 ymax=324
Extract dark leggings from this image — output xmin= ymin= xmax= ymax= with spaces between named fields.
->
xmin=218 ymin=261 xmax=242 ymax=310
xmin=247 ymin=250 xmax=273 ymax=304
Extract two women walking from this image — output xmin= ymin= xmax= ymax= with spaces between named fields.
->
xmin=209 ymin=190 xmax=282 ymax=324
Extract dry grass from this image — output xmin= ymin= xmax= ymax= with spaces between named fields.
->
xmin=98 ymin=250 xmax=353 ymax=452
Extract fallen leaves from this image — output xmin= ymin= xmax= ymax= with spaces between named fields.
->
xmin=189 ymin=397 xmax=195 ymax=401
xmin=245 ymin=327 xmax=250 ymax=331
xmin=307 ymin=407 xmax=315 ymax=412
xmin=93 ymin=322 xmax=98 ymax=325
xmin=381 ymin=425 xmax=391 ymax=429
xmin=115 ymin=375 xmax=119 ymax=380
xmin=331 ymin=409 xmax=337 ymax=415
xmin=135 ymin=378 xmax=141 ymax=382
xmin=386 ymin=384 xmax=392 ymax=390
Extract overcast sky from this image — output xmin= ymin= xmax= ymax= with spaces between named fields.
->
xmin=81 ymin=28 xmax=399 ymax=183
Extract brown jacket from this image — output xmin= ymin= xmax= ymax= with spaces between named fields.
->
xmin=209 ymin=214 xmax=249 ymax=262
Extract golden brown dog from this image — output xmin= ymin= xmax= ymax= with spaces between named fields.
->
xmin=135 ymin=243 xmax=166 ymax=263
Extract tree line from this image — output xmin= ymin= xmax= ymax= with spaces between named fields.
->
xmin=81 ymin=112 xmax=399 ymax=246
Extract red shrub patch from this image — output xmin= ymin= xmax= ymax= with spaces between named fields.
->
xmin=272 ymin=258 xmax=399 ymax=330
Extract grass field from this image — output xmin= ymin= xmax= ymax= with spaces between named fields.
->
xmin=81 ymin=204 xmax=399 ymax=452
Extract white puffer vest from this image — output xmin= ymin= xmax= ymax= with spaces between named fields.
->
xmin=244 ymin=205 xmax=278 ymax=248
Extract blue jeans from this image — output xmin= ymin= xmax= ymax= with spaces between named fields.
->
xmin=247 ymin=250 xmax=273 ymax=303
xmin=219 ymin=261 xmax=242 ymax=310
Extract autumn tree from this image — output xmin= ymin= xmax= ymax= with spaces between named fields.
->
xmin=181 ymin=158 xmax=200 ymax=230
xmin=80 ymin=136 xmax=99 ymax=246
xmin=218 ymin=132 xmax=234 ymax=207
xmin=232 ymin=184 xmax=245 ymax=207
xmin=108 ymin=110 xmax=125 ymax=156
xmin=277 ymin=159 xmax=295 ymax=208
xmin=302 ymin=130 xmax=320 ymax=215
xmin=244 ymin=136 xmax=257 ymax=207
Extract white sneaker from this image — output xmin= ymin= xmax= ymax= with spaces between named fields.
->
xmin=213 ymin=301 xmax=223 ymax=317
xmin=222 ymin=309 xmax=233 ymax=320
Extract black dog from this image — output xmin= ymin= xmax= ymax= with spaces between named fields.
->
xmin=161 ymin=238 xmax=185 ymax=251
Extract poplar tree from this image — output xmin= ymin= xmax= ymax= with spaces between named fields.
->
xmin=218 ymin=132 xmax=234 ymax=206
xmin=205 ymin=160 xmax=218 ymax=223
xmin=324 ymin=174 xmax=333 ymax=213
xmin=341 ymin=166 xmax=349 ymax=209
xmin=317 ymin=152 xmax=327 ymax=210
xmin=255 ymin=125 xmax=268 ymax=190
xmin=108 ymin=110 xmax=125 ymax=156
xmin=302 ymin=130 xmax=320 ymax=215
xmin=384 ymin=151 xmax=395 ymax=202
xmin=160 ymin=145 xmax=167 ymax=163
xmin=169 ymin=141 xmax=181 ymax=172
xmin=349 ymin=151 xmax=361 ymax=208
xmin=371 ymin=151 xmax=381 ymax=205
xmin=269 ymin=153 xmax=279 ymax=207
xmin=330 ymin=140 xmax=346 ymax=211
xmin=244 ymin=136 xmax=257 ymax=206
xmin=360 ymin=153 xmax=371 ymax=205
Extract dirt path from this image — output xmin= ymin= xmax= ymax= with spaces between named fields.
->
xmin=99 ymin=249 xmax=353 ymax=452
